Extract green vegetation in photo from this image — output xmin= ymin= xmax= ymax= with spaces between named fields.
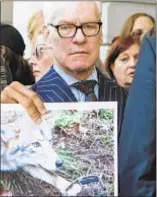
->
xmin=99 ymin=109 xmax=114 ymax=120
xmin=55 ymin=110 xmax=83 ymax=128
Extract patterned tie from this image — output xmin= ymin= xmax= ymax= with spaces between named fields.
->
xmin=72 ymin=80 xmax=97 ymax=101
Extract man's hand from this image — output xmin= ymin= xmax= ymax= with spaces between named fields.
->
xmin=1 ymin=81 xmax=47 ymax=124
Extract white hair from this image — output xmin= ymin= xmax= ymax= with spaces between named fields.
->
xmin=95 ymin=1 xmax=102 ymax=16
xmin=43 ymin=1 xmax=102 ymax=25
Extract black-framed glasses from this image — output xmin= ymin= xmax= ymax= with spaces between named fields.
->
xmin=49 ymin=22 xmax=102 ymax=38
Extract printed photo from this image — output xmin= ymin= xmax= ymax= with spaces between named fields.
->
xmin=1 ymin=102 xmax=117 ymax=196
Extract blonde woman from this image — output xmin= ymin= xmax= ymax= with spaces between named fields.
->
xmin=120 ymin=13 xmax=155 ymax=40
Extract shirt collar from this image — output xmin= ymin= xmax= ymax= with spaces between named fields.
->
xmin=53 ymin=64 xmax=98 ymax=86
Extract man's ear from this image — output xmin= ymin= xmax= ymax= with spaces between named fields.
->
xmin=1 ymin=45 xmax=7 ymax=56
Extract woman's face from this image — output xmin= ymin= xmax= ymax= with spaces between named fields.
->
xmin=131 ymin=16 xmax=154 ymax=40
xmin=111 ymin=43 xmax=140 ymax=89
xmin=28 ymin=35 xmax=53 ymax=81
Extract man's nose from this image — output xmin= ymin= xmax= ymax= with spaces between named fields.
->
xmin=72 ymin=28 xmax=86 ymax=43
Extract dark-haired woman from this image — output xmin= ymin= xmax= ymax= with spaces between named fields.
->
xmin=0 ymin=23 xmax=35 ymax=88
xmin=105 ymin=36 xmax=140 ymax=90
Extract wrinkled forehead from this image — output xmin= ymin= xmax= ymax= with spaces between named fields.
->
xmin=43 ymin=1 xmax=101 ymax=25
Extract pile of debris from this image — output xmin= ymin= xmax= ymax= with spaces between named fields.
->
xmin=48 ymin=109 xmax=115 ymax=196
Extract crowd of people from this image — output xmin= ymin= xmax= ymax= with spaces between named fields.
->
xmin=0 ymin=1 xmax=156 ymax=196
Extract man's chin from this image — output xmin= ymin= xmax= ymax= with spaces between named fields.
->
xmin=64 ymin=64 xmax=94 ymax=80
xmin=69 ymin=64 xmax=93 ymax=73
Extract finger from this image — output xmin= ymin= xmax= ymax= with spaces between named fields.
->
xmin=3 ymin=85 xmax=42 ymax=124
xmin=11 ymin=82 xmax=47 ymax=115
xmin=1 ymin=91 xmax=18 ymax=103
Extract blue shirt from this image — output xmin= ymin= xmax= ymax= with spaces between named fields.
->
xmin=53 ymin=65 xmax=98 ymax=102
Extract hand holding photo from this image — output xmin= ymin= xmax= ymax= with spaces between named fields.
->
xmin=1 ymin=102 xmax=117 ymax=196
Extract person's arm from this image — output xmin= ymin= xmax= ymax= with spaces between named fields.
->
xmin=119 ymin=36 xmax=156 ymax=196
xmin=1 ymin=81 xmax=46 ymax=124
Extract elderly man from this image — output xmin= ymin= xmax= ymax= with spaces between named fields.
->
xmin=1 ymin=1 xmax=127 ymax=132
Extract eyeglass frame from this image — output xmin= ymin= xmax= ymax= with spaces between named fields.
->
xmin=32 ymin=44 xmax=53 ymax=60
xmin=48 ymin=22 xmax=102 ymax=38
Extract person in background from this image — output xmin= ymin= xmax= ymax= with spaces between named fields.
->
xmin=28 ymin=34 xmax=53 ymax=81
xmin=0 ymin=54 xmax=13 ymax=92
xmin=104 ymin=35 xmax=140 ymax=89
xmin=0 ymin=23 xmax=35 ymax=85
xmin=120 ymin=12 xmax=155 ymax=41
xmin=27 ymin=10 xmax=45 ymax=49
xmin=27 ymin=10 xmax=53 ymax=82
xmin=119 ymin=30 xmax=156 ymax=196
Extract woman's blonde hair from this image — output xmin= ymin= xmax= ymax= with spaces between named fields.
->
xmin=120 ymin=12 xmax=155 ymax=38
xmin=27 ymin=10 xmax=45 ymax=46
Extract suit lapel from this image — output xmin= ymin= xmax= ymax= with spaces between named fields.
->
xmin=97 ymin=69 xmax=127 ymax=101
xmin=31 ymin=67 xmax=77 ymax=102
xmin=97 ymin=69 xmax=128 ymax=134
xmin=97 ymin=69 xmax=116 ymax=101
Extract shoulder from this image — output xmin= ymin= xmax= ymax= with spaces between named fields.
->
xmin=31 ymin=67 xmax=57 ymax=91
xmin=141 ymin=35 xmax=156 ymax=56
xmin=97 ymin=68 xmax=127 ymax=91
xmin=97 ymin=68 xmax=128 ymax=101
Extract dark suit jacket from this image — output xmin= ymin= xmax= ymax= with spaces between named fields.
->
xmin=31 ymin=68 xmax=127 ymax=133
xmin=119 ymin=36 xmax=156 ymax=196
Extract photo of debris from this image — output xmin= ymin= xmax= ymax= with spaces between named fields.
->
xmin=1 ymin=102 xmax=117 ymax=196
